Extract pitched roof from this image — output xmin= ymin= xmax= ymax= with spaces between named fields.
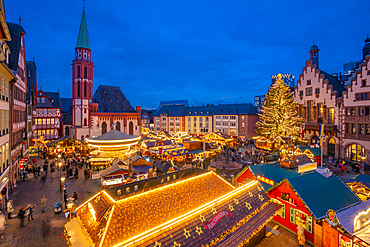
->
xmin=77 ymin=172 xmax=235 ymax=247
xmin=336 ymin=199 xmax=370 ymax=235
xmin=76 ymin=9 xmax=90 ymax=49
xmin=6 ymin=22 xmax=26 ymax=71
xmin=44 ymin=92 xmax=61 ymax=108
xmin=354 ymin=174 xmax=370 ymax=184
xmin=213 ymin=103 xmax=259 ymax=115
xmin=249 ymin=163 xmax=301 ymax=191
xmin=154 ymin=105 xmax=187 ymax=117
xmin=61 ymin=98 xmax=72 ymax=113
xmin=93 ymin=85 xmax=135 ymax=113
xmin=320 ymin=71 xmax=345 ymax=97
xmin=288 ymin=172 xmax=361 ymax=219
xmin=62 ymin=106 xmax=73 ymax=125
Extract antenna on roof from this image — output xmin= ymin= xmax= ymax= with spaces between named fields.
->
xmin=18 ymin=16 xmax=22 ymax=26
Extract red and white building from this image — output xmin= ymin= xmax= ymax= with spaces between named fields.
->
xmin=34 ymin=89 xmax=61 ymax=140
xmin=294 ymin=44 xmax=344 ymax=159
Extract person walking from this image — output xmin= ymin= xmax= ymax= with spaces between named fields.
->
xmin=19 ymin=207 xmax=25 ymax=227
xmin=6 ymin=200 xmax=13 ymax=219
xmin=297 ymin=223 xmax=306 ymax=247
xmin=41 ymin=196 xmax=47 ymax=213
xmin=26 ymin=204 xmax=36 ymax=221
xmin=73 ymin=192 xmax=78 ymax=206
xmin=0 ymin=210 xmax=6 ymax=235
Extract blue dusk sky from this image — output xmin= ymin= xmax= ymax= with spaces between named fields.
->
xmin=5 ymin=0 xmax=370 ymax=109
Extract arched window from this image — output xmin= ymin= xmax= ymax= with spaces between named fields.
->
xmin=129 ymin=121 xmax=133 ymax=135
xmin=84 ymin=108 xmax=87 ymax=113
xmin=102 ymin=122 xmax=107 ymax=134
xmin=81 ymin=135 xmax=84 ymax=141
xmin=310 ymin=136 xmax=318 ymax=145
xmin=116 ymin=122 xmax=121 ymax=131
xmin=65 ymin=126 xmax=69 ymax=136
xmin=84 ymin=67 xmax=87 ymax=78
xmin=77 ymin=66 xmax=80 ymax=78
xmin=77 ymin=82 xmax=81 ymax=97
xmin=84 ymin=83 xmax=87 ymax=97
xmin=84 ymin=118 xmax=87 ymax=126
xmin=346 ymin=144 xmax=366 ymax=162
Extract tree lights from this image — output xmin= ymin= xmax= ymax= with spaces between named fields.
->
xmin=256 ymin=74 xmax=303 ymax=151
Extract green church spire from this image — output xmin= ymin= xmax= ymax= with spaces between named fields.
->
xmin=76 ymin=8 xmax=90 ymax=49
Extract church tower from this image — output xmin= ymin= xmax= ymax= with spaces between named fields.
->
xmin=309 ymin=44 xmax=319 ymax=68
xmin=71 ymin=6 xmax=93 ymax=140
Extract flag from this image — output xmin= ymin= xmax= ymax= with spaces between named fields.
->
xmin=319 ymin=124 xmax=325 ymax=147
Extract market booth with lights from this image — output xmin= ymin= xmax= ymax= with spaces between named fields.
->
xmin=234 ymin=164 xmax=361 ymax=245
xmin=64 ymin=172 xmax=282 ymax=247
xmin=321 ymin=199 xmax=370 ymax=247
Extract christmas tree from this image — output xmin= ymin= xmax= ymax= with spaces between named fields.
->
xmin=256 ymin=74 xmax=303 ymax=151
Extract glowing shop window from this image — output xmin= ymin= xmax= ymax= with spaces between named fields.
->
xmin=134 ymin=185 xmax=138 ymax=191
xmin=117 ymin=189 xmax=122 ymax=196
xmin=126 ymin=187 xmax=130 ymax=193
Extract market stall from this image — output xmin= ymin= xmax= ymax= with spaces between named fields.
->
xmin=65 ymin=172 xmax=282 ymax=247
xmin=88 ymin=157 xmax=114 ymax=171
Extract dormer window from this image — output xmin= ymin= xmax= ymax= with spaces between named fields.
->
xmin=362 ymin=80 xmax=367 ymax=87
xmin=41 ymin=98 xmax=45 ymax=103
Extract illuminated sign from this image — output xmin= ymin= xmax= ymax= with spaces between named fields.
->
xmin=256 ymin=175 xmax=274 ymax=186
xmin=298 ymin=163 xmax=317 ymax=173
xmin=354 ymin=207 xmax=370 ymax=232
xmin=88 ymin=202 xmax=97 ymax=221
xmin=203 ymin=210 xmax=232 ymax=230
xmin=102 ymin=178 xmax=125 ymax=186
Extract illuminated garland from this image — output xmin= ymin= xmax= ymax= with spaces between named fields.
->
xmin=255 ymin=74 xmax=303 ymax=150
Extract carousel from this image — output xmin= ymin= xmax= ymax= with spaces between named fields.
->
xmin=86 ymin=129 xmax=140 ymax=156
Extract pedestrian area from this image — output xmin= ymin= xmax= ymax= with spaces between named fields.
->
xmin=0 ymin=157 xmax=101 ymax=247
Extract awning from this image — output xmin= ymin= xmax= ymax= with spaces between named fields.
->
xmin=88 ymin=157 xmax=114 ymax=163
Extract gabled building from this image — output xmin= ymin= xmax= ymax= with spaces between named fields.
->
xmin=0 ymin=1 xmax=16 ymax=206
xmin=294 ymin=44 xmax=345 ymax=159
xmin=340 ymin=36 xmax=370 ymax=164
xmin=34 ymin=89 xmax=61 ymax=140
xmin=6 ymin=20 xmax=27 ymax=185
xmin=26 ymin=60 xmax=37 ymax=154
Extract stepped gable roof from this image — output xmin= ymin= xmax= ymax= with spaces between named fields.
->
xmin=6 ymin=22 xmax=26 ymax=71
xmin=213 ymin=103 xmax=259 ymax=115
xmin=62 ymin=106 xmax=73 ymax=125
xmin=44 ymin=92 xmax=61 ymax=108
xmin=287 ymin=172 xmax=361 ymax=219
xmin=93 ymin=85 xmax=135 ymax=113
xmin=154 ymin=104 xmax=187 ymax=117
xmin=88 ymin=129 xmax=138 ymax=141
xmin=76 ymin=9 xmax=90 ymax=49
xmin=320 ymin=71 xmax=345 ymax=97
xmin=26 ymin=61 xmax=37 ymax=104
xmin=61 ymin=98 xmax=72 ymax=113
xmin=248 ymin=163 xmax=301 ymax=191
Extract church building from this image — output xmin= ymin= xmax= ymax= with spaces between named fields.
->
xmin=62 ymin=7 xmax=141 ymax=140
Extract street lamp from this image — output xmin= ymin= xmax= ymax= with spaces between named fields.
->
xmin=60 ymin=175 xmax=65 ymax=192
xmin=361 ymin=154 xmax=366 ymax=174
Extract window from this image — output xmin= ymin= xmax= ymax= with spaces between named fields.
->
xmin=351 ymin=107 xmax=356 ymax=116
xmin=366 ymin=124 xmax=370 ymax=135
xmin=84 ymin=67 xmax=87 ymax=78
xmin=242 ymin=116 xmax=245 ymax=120
xmin=215 ymin=116 xmax=221 ymax=119
xmin=328 ymin=108 xmax=334 ymax=124
xmin=222 ymin=116 xmax=228 ymax=120
xmin=360 ymin=124 xmax=365 ymax=135
xmin=307 ymin=101 xmax=313 ymax=122
xmin=366 ymin=107 xmax=370 ymax=116
xmin=346 ymin=107 xmax=351 ymax=116
xmin=46 ymin=119 xmax=50 ymax=125
xmin=193 ymin=117 xmax=196 ymax=122
xmin=307 ymin=80 xmax=311 ymax=85
xmin=230 ymin=123 xmax=236 ymax=127
xmin=188 ymin=117 xmax=191 ymax=122
xmin=77 ymin=66 xmax=80 ymax=78
xmin=51 ymin=118 xmax=54 ymax=124
xmin=205 ymin=117 xmax=209 ymax=122
xmin=362 ymin=80 xmax=367 ymax=87
xmin=360 ymin=107 xmax=365 ymax=116
xmin=290 ymin=208 xmax=313 ymax=233
xmin=356 ymin=92 xmax=369 ymax=101
xmin=230 ymin=116 xmax=236 ymax=120
xmin=199 ymin=123 xmax=203 ymax=128
xmin=199 ymin=118 xmax=203 ymax=122
xmin=193 ymin=123 xmax=196 ymax=127
xmin=306 ymin=87 xmax=312 ymax=96
xmin=222 ymin=122 xmax=228 ymax=127
xmin=315 ymin=88 xmax=320 ymax=94
xmin=352 ymin=123 xmax=356 ymax=134
xmin=299 ymin=91 xmax=303 ymax=96
xmin=77 ymin=82 xmax=80 ymax=97
xmin=242 ymin=123 xmax=245 ymax=127
xmin=41 ymin=98 xmax=45 ymax=103
xmin=102 ymin=122 xmax=107 ymax=134
xmin=216 ymin=122 xmax=221 ymax=126
xmin=318 ymin=103 xmax=323 ymax=118
xmin=84 ymin=83 xmax=87 ymax=97
xmin=346 ymin=144 xmax=366 ymax=162
xmin=84 ymin=118 xmax=87 ymax=126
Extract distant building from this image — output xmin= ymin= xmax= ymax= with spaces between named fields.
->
xmin=141 ymin=109 xmax=155 ymax=130
xmin=158 ymin=100 xmax=189 ymax=108
xmin=343 ymin=61 xmax=361 ymax=76
xmin=26 ymin=60 xmax=37 ymax=154
xmin=254 ymin=95 xmax=266 ymax=109
xmin=34 ymin=89 xmax=61 ymax=140
xmin=271 ymin=73 xmax=295 ymax=89
xmin=154 ymin=105 xmax=187 ymax=134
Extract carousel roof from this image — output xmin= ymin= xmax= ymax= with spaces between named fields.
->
xmin=87 ymin=129 xmax=139 ymax=141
